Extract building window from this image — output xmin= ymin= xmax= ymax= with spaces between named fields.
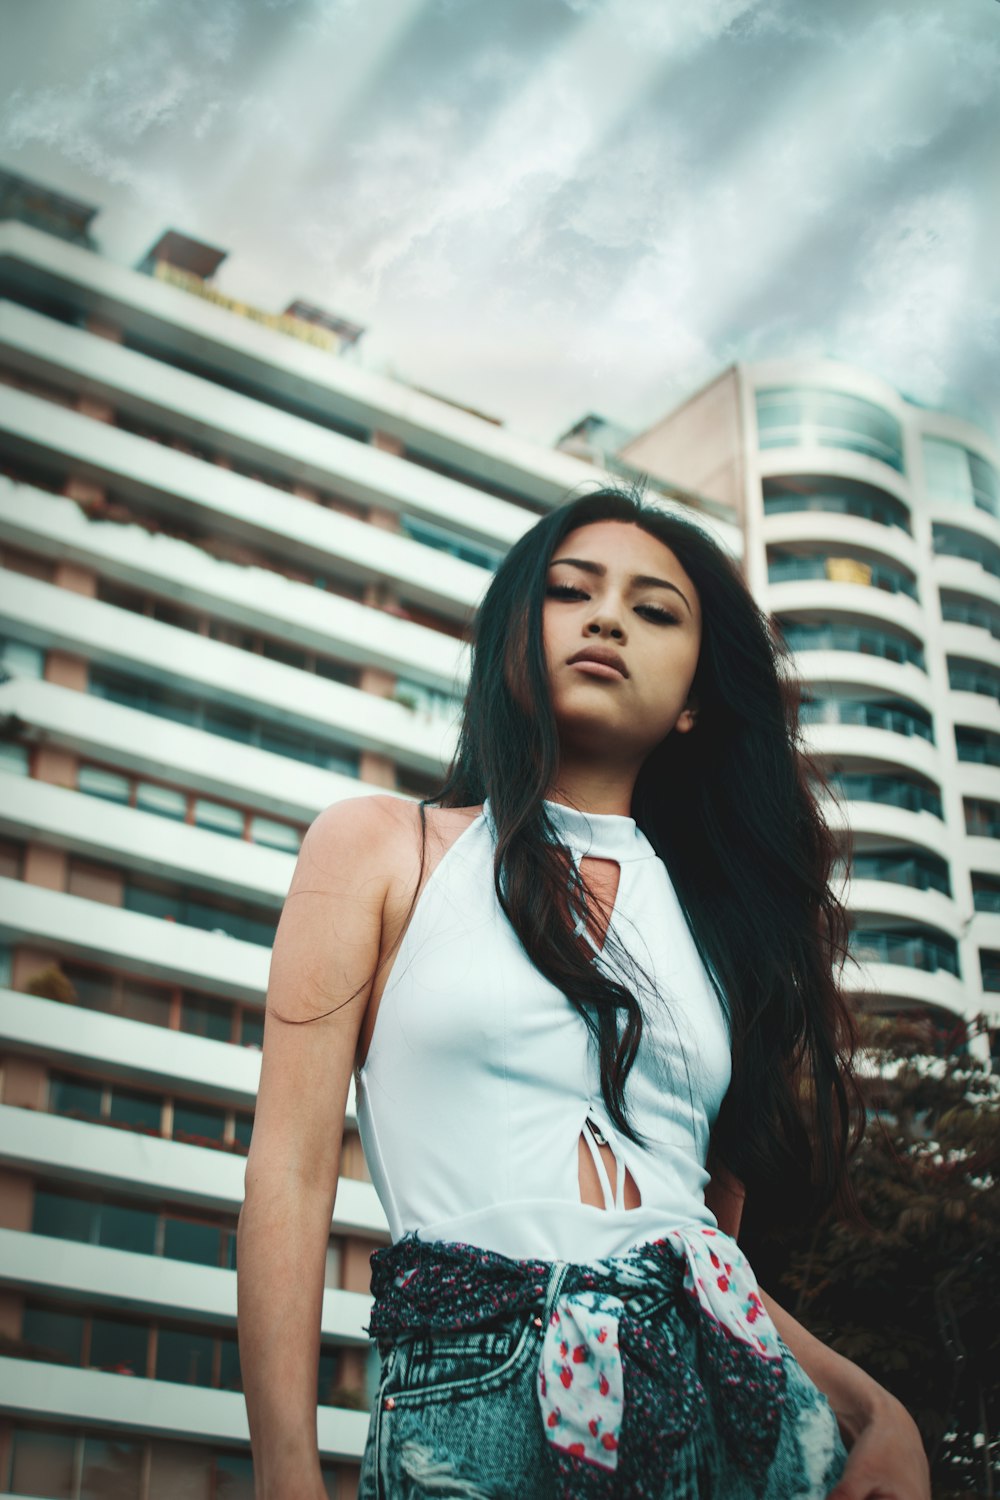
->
xmin=401 ymin=514 xmax=504 ymax=570
xmin=21 ymin=1305 xmax=84 ymax=1366
xmin=194 ymin=798 xmax=246 ymax=837
xmin=98 ymin=1199 xmax=158 ymax=1256
xmin=250 ymin=814 xmax=302 ymax=853
xmin=89 ymin=1314 xmax=148 ymax=1376
xmin=90 ymin=665 xmax=361 ymax=778
xmin=240 ymin=1009 xmax=265 ymax=1049
xmin=0 ymin=740 xmax=30 ymax=776
xmin=173 ymin=1100 xmax=228 ymax=1148
xmin=923 ymin=437 xmax=999 ymax=519
xmin=108 ymin=1083 xmax=163 ymax=1135
xmin=9 ymin=1428 xmax=76 ymax=1499
xmin=755 ymin=388 xmax=905 ymax=472
xmin=163 ymin=1213 xmax=227 ymax=1267
xmin=136 ymin=782 xmax=188 ymax=821
xmin=66 ymin=857 xmax=123 ymax=906
xmin=78 ymin=765 xmax=131 ymax=804
xmin=0 ymin=837 xmax=23 ymax=880
xmin=49 ymin=1074 xmax=104 ymax=1123
xmin=394 ymin=676 xmax=465 ymax=723
xmin=0 ymin=635 xmax=45 ymax=679
xmin=32 ymin=1187 xmax=98 ymax=1246
xmin=181 ymin=990 xmax=233 ymax=1043
xmin=965 ymin=798 xmax=1000 ymax=838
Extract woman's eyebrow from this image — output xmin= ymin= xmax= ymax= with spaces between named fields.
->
xmin=549 ymin=556 xmax=691 ymax=615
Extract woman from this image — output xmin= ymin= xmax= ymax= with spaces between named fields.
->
xmin=238 ymin=488 xmax=931 ymax=1499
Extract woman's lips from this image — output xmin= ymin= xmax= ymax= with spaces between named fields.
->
xmin=569 ymin=659 xmax=627 ymax=680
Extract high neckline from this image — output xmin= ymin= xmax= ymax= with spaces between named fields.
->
xmin=481 ymin=798 xmax=654 ymax=863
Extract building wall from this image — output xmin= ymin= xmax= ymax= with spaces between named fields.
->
xmin=618 ymin=365 xmax=747 ymax=523
xmin=0 ymin=211 xmax=677 ymax=1499
xmin=621 ymin=356 xmax=1000 ymax=1060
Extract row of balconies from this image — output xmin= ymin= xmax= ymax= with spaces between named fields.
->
xmin=4 ymin=1410 xmax=344 ymax=1496
xmin=1 ymin=800 xmax=996 ymax=1045
xmin=2 ymin=761 xmax=997 ymax=946
xmin=0 ymin=570 xmax=459 ymax=782
xmin=761 ymin=480 xmax=1000 ymax=585
xmin=0 ymin=382 xmax=493 ymax=626
xmin=0 ymin=1350 xmax=368 ymax=1466
xmin=2 ymin=573 xmax=997 ymax=824
xmin=0 ymin=218 xmax=609 ymax=514
xmin=801 ymin=698 xmax=1000 ymax=759
xmin=0 ymin=1086 xmax=380 ymax=1236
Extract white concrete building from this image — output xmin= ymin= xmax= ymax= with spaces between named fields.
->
xmin=0 ymin=172 xmax=736 ymax=1498
xmin=618 ymin=361 xmax=1000 ymax=1058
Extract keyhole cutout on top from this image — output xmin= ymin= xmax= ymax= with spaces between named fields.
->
xmin=574 ymin=854 xmax=621 ymax=956
xmin=572 ymin=856 xmax=641 ymax=1210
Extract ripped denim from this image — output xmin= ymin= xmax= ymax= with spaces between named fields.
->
xmin=357 ymin=1230 xmax=849 ymax=1500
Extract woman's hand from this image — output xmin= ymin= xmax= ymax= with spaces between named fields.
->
xmin=828 ymin=1388 xmax=930 ymax=1500
xmin=755 ymin=1289 xmax=931 ymax=1500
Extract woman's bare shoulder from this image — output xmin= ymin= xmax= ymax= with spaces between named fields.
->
xmin=304 ymin=794 xmax=483 ymax=871
xmin=303 ymin=794 xmax=414 ymax=873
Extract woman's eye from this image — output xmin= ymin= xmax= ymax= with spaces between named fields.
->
xmin=546 ymin=584 xmax=588 ymax=600
xmin=637 ymin=605 xmax=680 ymax=625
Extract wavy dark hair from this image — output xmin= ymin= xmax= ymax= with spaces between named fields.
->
xmin=281 ymin=484 xmax=866 ymax=1224
xmin=428 ymin=484 xmax=862 ymax=1222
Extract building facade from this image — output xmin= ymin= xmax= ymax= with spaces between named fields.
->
xmin=0 ymin=166 xmax=997 ymax=1498
xmin=618 ymin=361 xmax=1000 ymax=1058
xmin=0 ymin=174 xmax=737 ymax=1497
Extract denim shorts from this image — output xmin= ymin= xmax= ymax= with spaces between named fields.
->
xmin=358 ymin=1255 xmax=849 ymax=1499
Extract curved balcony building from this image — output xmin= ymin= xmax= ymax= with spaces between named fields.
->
xmin=619 ymin=358 xmax=1000 ymax=1067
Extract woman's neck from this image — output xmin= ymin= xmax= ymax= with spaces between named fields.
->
xmin=543 ymin=769 xmax=637 ymax=818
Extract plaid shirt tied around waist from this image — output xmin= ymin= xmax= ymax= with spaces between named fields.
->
xmin=366 ymin=1225 xmax=788 ymax=1499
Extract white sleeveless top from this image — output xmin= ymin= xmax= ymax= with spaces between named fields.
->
xmin=354 ymin=798 xmax=733 ymax=1263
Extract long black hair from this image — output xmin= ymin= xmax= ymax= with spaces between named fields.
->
xmin=280 ymin=484 xmax=865 ymax=1224
xmin=426 ymin=484 xmax=863 ymax=1222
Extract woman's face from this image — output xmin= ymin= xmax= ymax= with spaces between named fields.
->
xmin=541 ymin=520 xmax=702 ymax=765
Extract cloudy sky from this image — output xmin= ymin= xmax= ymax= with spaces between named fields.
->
xmin=1 ymin=0 xmax=998 ymax=447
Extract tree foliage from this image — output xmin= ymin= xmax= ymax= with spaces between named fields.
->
xmin=742 ymin=1012 xmax=1000 ymax=1498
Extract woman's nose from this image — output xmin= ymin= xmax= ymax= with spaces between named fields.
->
xmin=586 ymin=617 xmax=625 ymax=641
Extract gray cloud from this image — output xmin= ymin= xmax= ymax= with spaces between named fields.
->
xmin=0 ymin=0 xmax=996 ymax=443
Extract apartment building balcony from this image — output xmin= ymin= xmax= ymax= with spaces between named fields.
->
xmin=0 ymin=386 xmax=490 ymax=625
xmin=761 ymin=470 xmax=913 ymax=530
xmin=0 ymin=1104 xmax=386 ymax=1238
xmin=824 ymin=770 xmax=943 ymax=821
xmin=0 ymin=572 xmax=457 ymax=775
xmin=821 ymin=792 xmax=947 ymax=863
xmin=843 ymin=876 xmax=962 ymax=944
xmin=844 ymin=928 xmax=969 ymax=1016
xmin=0 ymin=986 xmax=362 ymax=1129
xmin=0 ymin=774 xmax=294 ymax=917
xmin=0 ymin=219 xmax=601 ymax=510
xmin=768 ymin=579 xmax=925 ymax=644
xmin=0 ymin=298 xmax=531 ymax=555
xmin=0 ymin=878 xmax=266 ymax=1003
xmin=0 ymin=1226 xmax=369 ymax=1347
xmin=930 ymin=523 xmax=1000 ymax=600
xmin=0 ymin=1354 xmax=369 ymax=1463
xmin=0 ymin=677 xmax=367 ymax=824
xmin=801 ymin=698 xmax=941 ymax=782
xmin=0 ymin=479 xmax=469 ymax=695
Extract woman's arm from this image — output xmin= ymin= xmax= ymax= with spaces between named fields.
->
xmin=760 ymin=1290 xmax=930 ymax=1499
xmin=704 ymin=1164 xmax=931 ymax=1500
xmin=238 ymin=796 xmax=399 ymax=1500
